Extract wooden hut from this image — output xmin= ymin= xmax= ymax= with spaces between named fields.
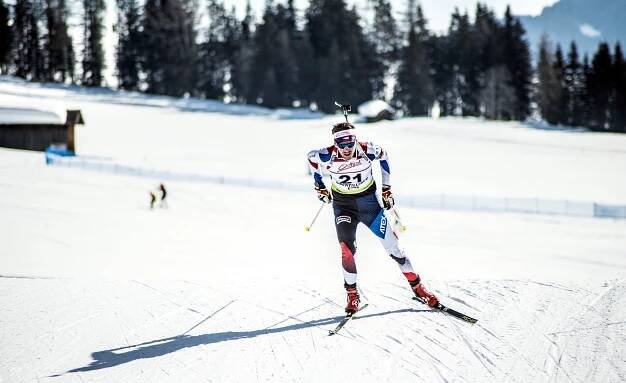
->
xmin=0 ymin=108 xmax=84 ymax=152
xmin=357 ymin=100 xmax=396 ymax=123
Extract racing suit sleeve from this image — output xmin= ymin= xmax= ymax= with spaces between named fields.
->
xmin=364 ymin=142 xmax=390 ymax=185
xmin=307 ymin=147 xmax=333 ymax=188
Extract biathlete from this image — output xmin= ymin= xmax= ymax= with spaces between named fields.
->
xmin=307 ymin=121 xmax=439 ymax=313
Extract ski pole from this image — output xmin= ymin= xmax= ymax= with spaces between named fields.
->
xmin=305 ymin=202 xmax=326 ymax=232
xmin=392 ymin=207 xmax=407 ymax=232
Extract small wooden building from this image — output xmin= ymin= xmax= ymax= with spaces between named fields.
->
xmin=0 ymin=108 xmax=84 ymax=152
xmin=357 ymin=100 xmax=396 ymax=123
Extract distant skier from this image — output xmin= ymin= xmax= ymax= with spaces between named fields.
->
xmin=307 ymin=121 xmax=439 ymax=314
xmin=159 ymin=183 xmax=168 ymax=208
xmin=149 ymin=191 xmax=157 ymax=210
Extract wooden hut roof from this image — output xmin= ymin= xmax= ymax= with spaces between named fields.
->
xmin=0 ymin=107 xmax=67 ymax=125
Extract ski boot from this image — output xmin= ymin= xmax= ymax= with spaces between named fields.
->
xmin=411 ymin=279 xmax=439 ymax=307
xmin=345 ymin=287 xmax=360 ymax=314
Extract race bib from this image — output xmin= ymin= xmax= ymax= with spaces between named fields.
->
xmin=328 ymin=158 xmax=374 ymax=194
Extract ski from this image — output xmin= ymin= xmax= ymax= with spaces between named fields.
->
xmin=328 ymin=303 xmax=369 ymax=336
xmin=413 ymin=297 xmax=478 ymax=324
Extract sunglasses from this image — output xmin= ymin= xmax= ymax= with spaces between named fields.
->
xmin=335 ymin=136 xmax=356 ymax=149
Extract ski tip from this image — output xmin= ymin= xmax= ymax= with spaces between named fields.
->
xmin=413 ymin=298 xmax=478 ymax=324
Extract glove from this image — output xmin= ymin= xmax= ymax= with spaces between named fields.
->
xmin=381 ymin=184 xmax=394 ymax=210
xmin=315 ymin=185 xmax=332 ymax=204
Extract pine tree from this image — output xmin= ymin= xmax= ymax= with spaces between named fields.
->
xmin=587 ymin=43 xmax=612 ymax=130
xmin=230 ymin=0 xmax=254 ymax=102
xmin=241 ymin=0 xmax=253 ymax=40
xmin=502 ymin=6 xmax=531 ymax=120
xmin=581 ymin=54 xmax=591 ymax=127
xmin=369 ymin=0 xmax=398 ymax=98
xmin=247 ymin=2 xmax=280 ymax=105
xmin=143 ymin=0 xmax=197 ymax=96
xmin=293 ymin=26 xmax=316 ymax=107
xmin=393 ymin=2 xmax=433 ymax=115
xmin=553 ymin=44 xmax=566 ymax=124
xmin=246 ymin=1 xmax=300 ymax=107
xmin=30 ymin=0 xmax=46 ymax=80
xmin=369 ymin=0 xmax=398 ymax=61
xmin=273 ymin=3 xmax=299 ymax=105
xmin=82 ymin=0 xmax=106 ymax=86
xmin=285 ymin=0 xmax=316 ymax=106
xmin=470 ymin=3 xmax=500 ymax=116
xmin=480 ymin=65 xmax=516 ymax=120
xmin=65 ymin=35 xmax=75 ymax=82
xmin=196 ymin=0 xmax=230 ymax=99
xmin=116 ymin=0 xmax=141 ymax=90
xmin=45 ymin=0 xmax=72 ymax=81
xmin=564 ymin=41 xmax=585 ymax=126
xmin=304 ymin=0 xmax=383 ymax=112
xmin=13 ymin=0 xmax=45 ymax=80
xmin=446 ymin=8 xmax=476 ymax=116
xmin=0 ymin=0 xmax=11 ymax=73
xmin=610 ymin=43 xmax=625 ymax=132
xmin=537 ymin=35 xmax=561 ymax=125
xmin=429 ymin=33 xmax=451 ymax=115
xmin=13 ymin=0 xmax=30 ymax=78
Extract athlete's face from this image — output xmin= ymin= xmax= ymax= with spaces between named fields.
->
xmin=334 ymin=133 xmax=357 ymax=159
xmin=338 ymin=145 xmax=356 ymax=159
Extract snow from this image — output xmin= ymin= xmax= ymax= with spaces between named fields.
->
xmin=0 ymin=107 xmax=65 ymax=124
xmin=0 ymin=87 xmax=67 ymax=124
xmin=1 ymin=78 xmax=626 ymax=382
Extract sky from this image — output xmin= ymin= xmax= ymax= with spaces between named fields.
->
xmin=100 ymin=0 xmax=559 ymax=86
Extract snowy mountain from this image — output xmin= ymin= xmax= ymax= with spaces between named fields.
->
xmin=520 ymin=0 xmax=626 ymax=57
xmin=1 ymin=78 xmax=626 ymax=382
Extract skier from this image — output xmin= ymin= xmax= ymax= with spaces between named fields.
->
xmin=149 ymin=191 xmax=157 ymax=210
xmin=307 ymin=121 xmax=439 ymax=314
xmin=159 ymin=183 xmax=168 ymax=208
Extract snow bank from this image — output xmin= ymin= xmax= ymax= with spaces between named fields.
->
xmin=0 ymin=76 xmax=325 ymax=120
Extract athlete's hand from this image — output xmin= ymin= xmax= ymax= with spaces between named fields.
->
xmin=315 ymin=185 xmax=332 ymax=204
xmin=381 ymin=184 xmax=394 ymax=210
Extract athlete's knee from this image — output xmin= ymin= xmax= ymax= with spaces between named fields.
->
xmin=384 ymin=240 xmax=404 ymax=258
xmin=340 ymin=241 xmax=357 ymax=273
xmin=340 ymin=239 xmax=356 ymax=255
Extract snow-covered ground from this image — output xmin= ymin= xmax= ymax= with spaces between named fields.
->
xmin=1 ymin=78 xmax=625 ymax=382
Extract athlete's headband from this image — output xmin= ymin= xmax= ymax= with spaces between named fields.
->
xmin=333 ymin=129 xmax=356 ymax=140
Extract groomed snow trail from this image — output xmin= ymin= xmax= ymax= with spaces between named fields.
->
xmin=2 ymin=277 xmax=624 ymax=382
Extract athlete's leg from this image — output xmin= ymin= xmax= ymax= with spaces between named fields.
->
xmin=333 ymin=201 xmax=362 ymax=313
xmin=358 ymin=194 xmax=439 ymax=306
xmin=357 ymin=194 xmax=419 ymax=284
xmin=333 ymin=203 xmax=359 ymax=288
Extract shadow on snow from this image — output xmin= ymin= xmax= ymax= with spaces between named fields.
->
xmin=54 ymin=307 xmax=433 ymax=376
